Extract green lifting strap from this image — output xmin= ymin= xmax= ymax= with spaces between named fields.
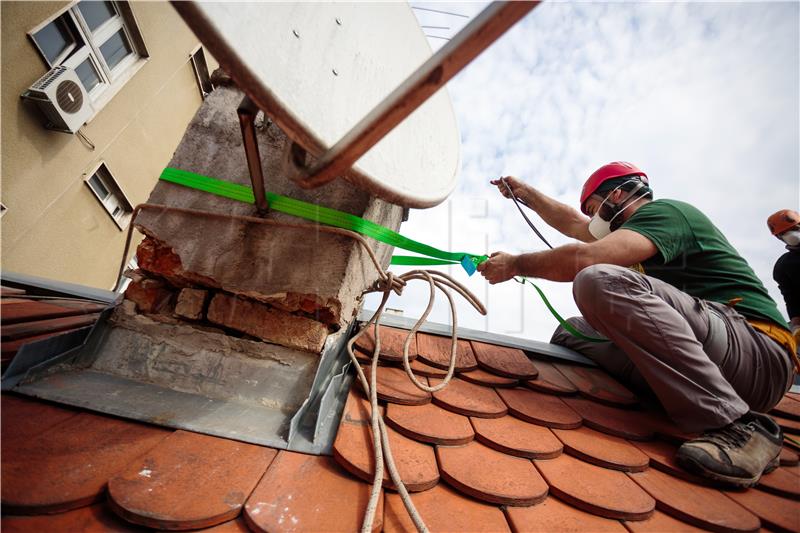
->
xmin=158 ymin=167 xmax=607 ymax=343
xmin=159 ymin=167 xmax=485 ymax=271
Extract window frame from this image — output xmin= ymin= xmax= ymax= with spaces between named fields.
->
xmin=189 ymin=45 xmax=214 ymax=99
xmin=28 ymin=1 xmax=148 ymax=117
xmin=83 ymin=162 xmax=134 ymax=231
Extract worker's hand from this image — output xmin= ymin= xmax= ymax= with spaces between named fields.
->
xmin=490 ymin=176 xmax=528 ymax=202
xmin=477 ymin=252 xmax=518 ymax=284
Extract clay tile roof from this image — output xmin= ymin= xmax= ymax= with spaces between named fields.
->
xmin=1 ymin=285 xmax=105 ymax=370
xmin=2 ymin=325 xmax=800 ymax=532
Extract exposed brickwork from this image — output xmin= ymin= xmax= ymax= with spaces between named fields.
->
xmin=174 ymin=288 xmax=207 ymax=321
xmin=124 ymin=278 xmax=174 ymax=314
xmin=136 ymin=237 xmax=219 ymax=290
xmin=207 ymin=293 xmax=328 ymax=353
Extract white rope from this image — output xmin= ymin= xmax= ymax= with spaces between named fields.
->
xmin=347 ymin=269 xmax=486 ymax=532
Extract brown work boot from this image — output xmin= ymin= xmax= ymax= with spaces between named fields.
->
xmin=675 ymin=411 xmax=782 ymax=487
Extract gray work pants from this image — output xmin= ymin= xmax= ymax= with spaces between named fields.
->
xmin=551 ymin=264 xmax=795 ymax=433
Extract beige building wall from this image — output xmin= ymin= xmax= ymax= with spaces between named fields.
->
xmin=1 ymin=1 xmax=217 ymax=289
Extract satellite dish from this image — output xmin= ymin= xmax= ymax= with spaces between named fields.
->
xmin=173 ymin=2 xmax=461 ymax=208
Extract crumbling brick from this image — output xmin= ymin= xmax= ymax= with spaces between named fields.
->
xmin=136 ymin=236 xmax=219 ymax=289
xmin=207 ymin=293 xmax=328 ymax=353
xmin=174 ymin=288 xmax=207 ymax=321
xmin=125 ymin=278 xmax=174 ymax=314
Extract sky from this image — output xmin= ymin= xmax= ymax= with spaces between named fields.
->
xmin=365 ymin=1 xmax=800 ymax=342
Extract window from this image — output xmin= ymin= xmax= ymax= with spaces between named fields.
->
xmin=190 ymin=45 xmax=214 ymax=99
xmin=29 ymin=2 xmax=146 ymax=105
xmin=84 ymin=163 xmax=133 ymax=229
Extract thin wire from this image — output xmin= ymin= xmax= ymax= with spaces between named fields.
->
xmin=420 ymin=25 xmax=450 ymax=29
xmin=501 ymin=178 xmax=553 ymax=249
xmin=411 ymin=6 xmax=469 ymax=17
xmin=424 ymin=35 xmax=451 ymax=40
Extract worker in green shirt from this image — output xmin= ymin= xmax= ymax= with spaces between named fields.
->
xmin=478 ymin=162 xmax=798 ymax=488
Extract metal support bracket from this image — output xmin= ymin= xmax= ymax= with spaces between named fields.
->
xmin=237 ymin=95 xmax=269 ymax=214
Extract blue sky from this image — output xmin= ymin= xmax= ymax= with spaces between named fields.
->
xmin=367 ymin=1 xmax=800 ymax=341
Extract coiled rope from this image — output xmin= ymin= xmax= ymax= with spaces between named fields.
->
xmin=347 ymin=269 xmax=485 ymax=533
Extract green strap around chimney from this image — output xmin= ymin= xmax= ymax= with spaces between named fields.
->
xmin=158 ymin=167 xmax=606 ymax=343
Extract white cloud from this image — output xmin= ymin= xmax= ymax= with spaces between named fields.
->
xmin=367 ymin=2 xmax=799 ymax=342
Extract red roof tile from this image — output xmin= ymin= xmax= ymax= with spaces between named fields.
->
xmin=430 ymin=376 xmax=508 ymax=418
xmin=2 ymin=412 xmax=169 ymax=514
xmin=773 ymin=413 xmax=800 ymax=435
xmin=416 ymin=332 xmax=478 ymax=371
xmin=726 ymin=485 xmax=800 ymax=533
xmin=354 ymin=325 xmax=417 ymax=363
xmin=3 ymin=321 xmax=797 ymax=533
xmin=470 ymin=340 xmax=538 ymax=379
xmin=458 ymin=367 xmax=519 ymax=387
xmin=780 ymin=447 xmax=799 ymax=466
xmin=1 ymin=503 xmax=146 ymax=532
xmin=624 ymin=509 xmax=708 ymax=532
xmin=772 ymin=395 xmax=800 ymax=420
xmin=1 ymin=299 xmax=105 ymax=324
xmin=437 ymin=440 xmax=548 ymax=506
xmin=552 ymin=426 xmax=649 ymax=472
xmin=756 ymin=466 xmax=800 ymax=499
xmin=628 ymin=467 xmax=760 ymax=532
xmin=366 ymin=365 xmax=431 ymax=405
xmin=562 ymin=397 xmax=654 ymax=440
xmin=497 ymin=387 xmax=582 ymax=429
xmin=471 ymin=415 xmax=563 ymax=459
xmin=107 ymin=430 xmax=277 ymax=529
xmin=385 ymin=401 xmax=474 ymax=445
xmin=1 ymin=394 xmax=80 ymax=443
xmin=1 ymin=286 xmax=27 ymax=296
xmin=504 ymin=496 xmax=628 ymax=532
xmin=1 ymin=313 xmax=99 ymax=341
xmin=332 ymin=392 xmax=439 ymax=491
xmin=384 ymin=483 xmax=511 ymax=533
xmin=535 ymin=453 xmax=655 ymax=520
xmin=244 ymin=451 xmax=383 ymax=532
xmin=553 ymin=363 xmax=638 ymax=407
xmin=409 ymin=357 xmax=447 ymax=377
xmin=524 ymin=360 xmax=578 ymax=395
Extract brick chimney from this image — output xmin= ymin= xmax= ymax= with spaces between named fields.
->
xmin=124 ymin=82 xmax=402 ymax=355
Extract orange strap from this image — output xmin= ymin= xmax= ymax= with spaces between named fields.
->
xmin=748 ymin=319 xmax=800 ymax=373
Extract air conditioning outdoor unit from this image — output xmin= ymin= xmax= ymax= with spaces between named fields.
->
xmin=21 ymin=66 xmax=94 ymax=134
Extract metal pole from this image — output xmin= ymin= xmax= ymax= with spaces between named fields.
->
xmin=237 ymin=95 xmax=269 ymax=214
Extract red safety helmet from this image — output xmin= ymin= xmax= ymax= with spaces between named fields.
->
xmin=767 ymin=209 xmax=800 ymax=236
xmin=580 ymin=162 xmax=648 ymax=215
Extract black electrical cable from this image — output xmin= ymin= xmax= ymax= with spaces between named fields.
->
xmin=501 ymin=178 xmax=553 ymax=249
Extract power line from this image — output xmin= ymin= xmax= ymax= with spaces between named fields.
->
xmin=424 ymin=35 xmax=451 ymax=40
xmin=420 ymin=25 xmax=450 ymax=30
xmin=412 ymin=6 xmax=468 ymax=18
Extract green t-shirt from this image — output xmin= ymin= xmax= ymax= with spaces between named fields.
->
xmin=621 ymin=199 xmax=787 ymax=328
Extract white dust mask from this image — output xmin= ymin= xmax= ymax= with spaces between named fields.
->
xmin=588 ymin=182 xmax=649 ymax=240
xmin=781 ymin=230 xmax=800 ymax=247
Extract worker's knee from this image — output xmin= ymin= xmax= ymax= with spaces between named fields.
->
xmin=573 ymin=264 xmax=628 ymax=302
xmin=550 ymin=316 xmax=585 ymax=347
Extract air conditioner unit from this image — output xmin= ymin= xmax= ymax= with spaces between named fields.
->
xmin=21 ymin=66 xmax=94 ymax=134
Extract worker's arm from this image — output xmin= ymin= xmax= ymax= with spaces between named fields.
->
xmin=477 ymin=229 xmax=657 ymax=283
xmin=491 ymin=176 xmax=595 ymax=243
